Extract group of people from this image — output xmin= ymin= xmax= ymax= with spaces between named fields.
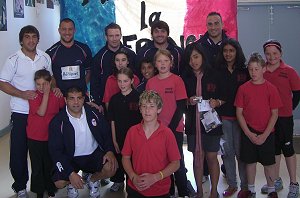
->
xmin=0 ymin=11 xmax=299 ymax=198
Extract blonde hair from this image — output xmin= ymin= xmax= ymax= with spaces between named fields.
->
xmin=153 ymin=49 xmax=173 ymax=65
xmin=247 ymin=52 xmax=266 ymax=68
xmin=139 ymin=90 xmax=163 ymax=109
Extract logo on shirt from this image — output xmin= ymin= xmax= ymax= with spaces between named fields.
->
xmin=61 ymin=65 xmax=80 ymax=80
xmin=91 ymin=118 xmax=97 ymax=126
xmin=237 ymin=74 xmax=247 ymax=83
xmin=129 ymin=102 xmax=139 ymax=111
xmin=165 ymin=87 xmax=173 ymax=94
xmin=279 ymin=72 xmax=288 ymax=79
xmin=56 ymin=162 xmax=64 ymax=172
xmin=206 ymin=83 xmax=216 ymax=93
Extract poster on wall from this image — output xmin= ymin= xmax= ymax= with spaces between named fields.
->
xmin=53 ymin=0 xmax=59 ymax=6
xmin=36 ymin=0 xmax=45 ymax=4
xmin=25 ymin=0 xmax=35 ymax=7
xmin=14 ymin=0 xmax=24 ymax=18
xmin=47 ymin=0 xmax=54 ymax=9
xmin=0 ymin=0 xmax=7 ymax=31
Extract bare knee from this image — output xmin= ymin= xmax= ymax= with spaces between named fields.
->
xmin=206 ymin=152 xmax=218 ymax=165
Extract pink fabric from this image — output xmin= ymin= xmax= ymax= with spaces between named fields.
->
xmin=183 ymin=0 xmax=238 ymax=39
xmin=195 ymin=72 xmax=203 ymax=169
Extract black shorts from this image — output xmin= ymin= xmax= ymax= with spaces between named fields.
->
xmin=187 ymin=133 xmax=221 ymax=153
xmin=240 ymin=131 xmax=275 ymax=166
xmin=274 ymin=116 xmax=295 ymax=157
xmin=53 ymin=147 xmax=105 ymax=182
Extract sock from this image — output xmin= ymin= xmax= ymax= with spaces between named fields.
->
xmin=248 ymin=184 xmax=255 ymax=193
xmin=268 ymin=186 xmax=275 ymax=194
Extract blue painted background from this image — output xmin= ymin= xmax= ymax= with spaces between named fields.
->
xmin=60 ymin=0 xmax=115 ymax=55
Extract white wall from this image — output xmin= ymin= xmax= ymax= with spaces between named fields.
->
xmin=0 ymin=2 xmax=60 ymax=130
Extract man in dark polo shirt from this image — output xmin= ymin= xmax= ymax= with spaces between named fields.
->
xmin=46 ymin=18 xmax=92 ymax=94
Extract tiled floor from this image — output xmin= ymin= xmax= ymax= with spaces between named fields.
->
xmin=0 ymin=133 xmax=299 ymax=198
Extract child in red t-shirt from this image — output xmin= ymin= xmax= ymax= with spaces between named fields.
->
xmin=235 ymin=53 xmax=282 ymax=198
xmin=102 ymin=49 xmax=140 ymax=110
xmin=26 ymin=69 xmax=65 ymax=198
xmin=145 ymin=49 xmax=188 ymax=197
xmin=122 ymin=90 xmax=180 ymax=197
xmin=261 ymin=39 xmax=300 ymax=197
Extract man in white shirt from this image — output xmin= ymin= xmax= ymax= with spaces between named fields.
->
xmin=0 ymin=25 xmax=53 ymax=198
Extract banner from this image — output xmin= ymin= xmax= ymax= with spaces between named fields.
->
xmin=61 ymin=0 xmax=237 ymax=54
xmin=115 ymin=0 xmax=237 ymax=52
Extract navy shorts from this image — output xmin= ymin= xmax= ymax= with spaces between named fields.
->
xmin=53 ymin=147 xmax=105 ymax=182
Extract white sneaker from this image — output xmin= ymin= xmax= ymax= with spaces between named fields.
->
xmin=288 ymin=182 xmax=299 ymax=198
xmin=17 ymin=189 xmax=28 ymax=198
xmin=110 ymin=182 xmax=124 ymax=192
xmin=87 ymin=175 xmax=101 ymax=198
xmin=66 ymin=184 xmax=79 ymax=198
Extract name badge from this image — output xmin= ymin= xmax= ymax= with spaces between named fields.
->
xmin=61 ymin=65 xmax=80 ymax=80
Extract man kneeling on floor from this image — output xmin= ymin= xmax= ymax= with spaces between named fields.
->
xmin=48 ymin=86 xmax=118 ymax=198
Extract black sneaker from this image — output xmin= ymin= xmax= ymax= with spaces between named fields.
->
xmin=187 ymin=180 xmax=196 ymax=197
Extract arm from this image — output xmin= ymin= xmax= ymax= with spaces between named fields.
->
xmin=111 ymin=121 xmax=120 ymax=153
xmin=85 ymin=69 xmax=91 ymax=84
xmin=236 ymin=107 xmax=258 ymax=144
xmin=0 ymin=81 xmax=36 ymax=100
xmin=90 ymin=58 xmax=102 ymax=105
xmin=256 ymin=109 xmax=278 ymax=145
xmin=122 ymin=155 xmax=143 ymax=190
xmin=138 ymin=160 xmax=180 ymax=191
xmin=36 ymin=82 xmax=50 ymax=116
xmin=105 ymin=102 xmax=109 ymax=111
xmin=50 ymin=76 xmax=63 ymax=97
xmin=168 ymin=99 xmax=185 ymax=132
xmin=102 ymin=151 xmax=118 ymax=173
xmin=292 ymin=90 xmax=300 ymax=110
xmin=48 ymin=117 xmax=75 ymax=180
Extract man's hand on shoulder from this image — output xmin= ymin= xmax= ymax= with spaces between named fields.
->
xmin=103 ymin=151 xmax=118 ymax=172
xmin=22 ymin=90 xmax=37 ymax=100
xmin=86 ymin=101 xmax=104 ymax=114
xmin=52 ymin=87 xmax=63 ymax=98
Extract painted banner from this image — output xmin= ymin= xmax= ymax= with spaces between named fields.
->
xmin=61 ymin=0 xmax=237 ymax=55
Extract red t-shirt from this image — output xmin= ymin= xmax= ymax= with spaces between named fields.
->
xmin=234 ymin=80 xmax=282 ymax=133
xmin=264 ymin=61 xmax=300 ymax=117
xmin=146 ymin=74 xmax=187 ymax=132
xmin=122 ymin=122 xmax=180 ymax=197
xmin=102 ymin=74 xmax=140 ymax=103
xmin=27 ymin=91 xmax=65 ymax=141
